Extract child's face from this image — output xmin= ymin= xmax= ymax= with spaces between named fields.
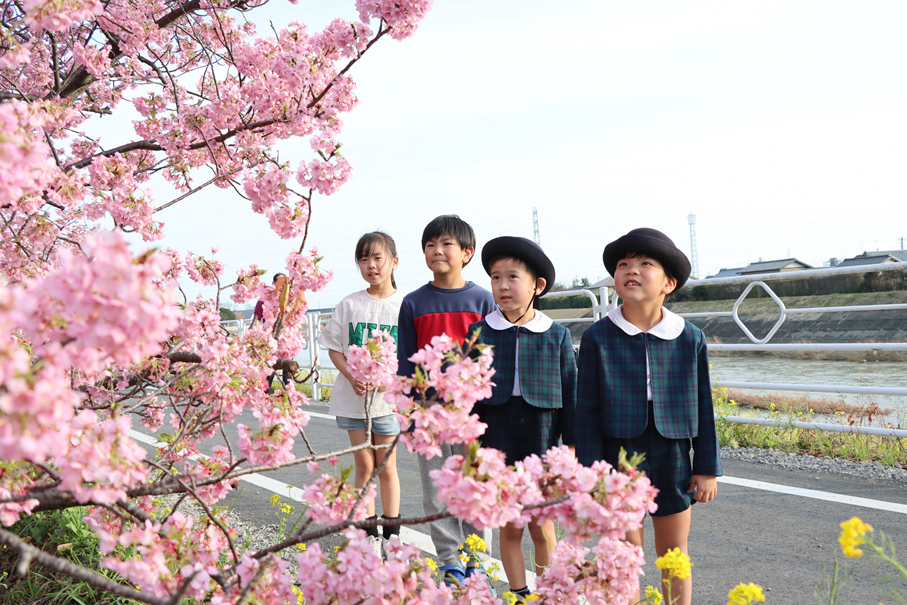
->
xmin=358 ymin=244 xmax=398 ymax=288
xmin=614 ymin=254 xmax=677 ymax=304
xmin=489 ymin=258 xmax=544 ymax=313
xmin=423 ymin=234 xmax=473 ymax=276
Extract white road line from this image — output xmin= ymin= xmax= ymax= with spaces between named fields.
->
xmin=129 ymin=430 xmax=308 ymax=501
xmin=718 ymin=476 xmax=907 ymax=514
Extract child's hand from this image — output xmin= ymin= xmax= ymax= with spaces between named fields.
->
xmin=687 ymin=475 xmax=717 ymax=503
xmin=352 ymin=379 xmax=368 ymax=396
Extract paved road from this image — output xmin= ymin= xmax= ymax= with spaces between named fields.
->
xmin=133 ymin=406 xmax=907 ymax=604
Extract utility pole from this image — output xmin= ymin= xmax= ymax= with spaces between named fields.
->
xmin=532 ymin=207 xmax=541 ymax=245
xmin=688 ymin=213 xmax=699 ymax=279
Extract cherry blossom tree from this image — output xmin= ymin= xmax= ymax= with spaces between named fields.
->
xmin=0 ymin=0 xmax=657 ymax=603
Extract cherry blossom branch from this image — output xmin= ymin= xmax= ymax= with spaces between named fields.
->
xmin=153 ymin=169 xmax=243 ymax=213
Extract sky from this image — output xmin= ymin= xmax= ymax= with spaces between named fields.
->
xmin=114 ymin=0 xmax=907 ymax=309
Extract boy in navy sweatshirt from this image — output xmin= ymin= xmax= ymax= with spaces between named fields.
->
xmin=396 ymin=215 xmax=497 ymax=586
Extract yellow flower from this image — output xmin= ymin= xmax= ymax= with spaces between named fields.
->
xmin=295 ymin=543 xmax=307 ymax=551
xmin=292 ymin=585 xmax=305 ymax=605
xmin=425 ymin=557 xmax=438 ymax=572
xmin=655 ymin=548 xmax=692 ymax=579
xmin=459 ymin=552 xmax=469 ymax=565
xmin=644 ymin=584 xmax=663 ymax=603
xmin=270 ymin=494 xmax=281 ymax=506
xmin=727 ymin=582 xmax=765 ymax=605
xmin=839 ymin=517 xmax=873 ymax=558
xmin=465 ymin=534 xmax=487 ymax=553
xmin=502 ymin=592 xmax=518 ymax=605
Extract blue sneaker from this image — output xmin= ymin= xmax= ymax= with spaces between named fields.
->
xmin=466 ymin=562 xmax=497 ymax=597
xmin=437 ymin=565 xmax=466 ymax=587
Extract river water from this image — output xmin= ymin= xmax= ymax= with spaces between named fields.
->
xmin=708 ymin=356 xmax=907 ymax=417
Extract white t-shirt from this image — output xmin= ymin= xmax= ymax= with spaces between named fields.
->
xmin=317 ymin=289 xmax=404 ymax=419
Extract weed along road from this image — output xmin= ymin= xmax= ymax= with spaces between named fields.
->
xmin=132 ymin=407 xmax=907 ymax=604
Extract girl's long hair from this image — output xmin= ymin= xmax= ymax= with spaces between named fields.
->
xmin=355 ymin=231 xmax=398 ymax=289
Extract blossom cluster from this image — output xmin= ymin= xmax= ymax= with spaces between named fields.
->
xmin=346 ymin=329 xmax=398 ymax=385
xmin=0 ymin=101 xmax=55 ymax=206
xmin=383 ymin=333 xmax=495 ymax=458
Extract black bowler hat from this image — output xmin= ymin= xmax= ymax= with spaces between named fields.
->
xmin=481 ymin=236 xmax=555 ymax=296
xmin=602 ymin=228 xmax=692 ymax=289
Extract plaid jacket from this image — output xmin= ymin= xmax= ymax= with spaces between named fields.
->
xmin=468 ymin=320 xmax=578 ymax=441
xmin=571 ymin=318 xmax=722 ymax=476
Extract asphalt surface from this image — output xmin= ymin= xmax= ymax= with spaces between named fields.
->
xmin=133 ymin=405 xmax=907 ymax=604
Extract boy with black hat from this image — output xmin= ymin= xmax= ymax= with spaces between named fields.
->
xmin=570 ymin=228 xmax=722 ymax=605
xmin=467 ymin=236 xmax=577 ymax=602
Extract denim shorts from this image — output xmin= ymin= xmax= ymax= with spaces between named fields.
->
xmin=335 ymin=414 xmax=401 ymax=436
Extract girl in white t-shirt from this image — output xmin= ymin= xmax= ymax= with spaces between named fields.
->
xmin=318 ymin=232 xmax=403 ymax=556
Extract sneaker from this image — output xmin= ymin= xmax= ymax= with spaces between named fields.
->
xmin=466 ymin=562 xmax=497 ymax=597
xmin=380 ymin=535 xmax=399 ymax=559
xmin=438 ymin=565 xmax=466 ymax=587
xmin=367 ymin=534 xmax=383 ymax=557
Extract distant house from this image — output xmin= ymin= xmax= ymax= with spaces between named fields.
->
xmin=853 ymin=250 xmax=906 ymax=262
xmin=588 ymin=276 xmax=615 ymax=289
xmin=738 ymin=258 xmax=813 ymax=275
xmin=233 ymin=309 xmax=255 ymax=321
xmin=835 ymin=254 xmax=903 ymax=268
xmin=707 ymin=267 xmax=744 ymax=279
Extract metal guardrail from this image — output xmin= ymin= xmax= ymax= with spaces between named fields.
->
xmin=682 ymin=264 xmax=907 ymax=436
xmin=226 ymin=262 xmax=907 ymax=436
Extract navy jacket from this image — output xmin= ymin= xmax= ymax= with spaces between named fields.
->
xmin=571 ymin=318 xmax=722 ymax=476
xmin=468 ymin=317 xmax=577 ymax=444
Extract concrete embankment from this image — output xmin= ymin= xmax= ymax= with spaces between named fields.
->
xmin=682 ymin=308 xmax=907 ymax=344
xmin=546 ymin=292 xmax=907 ymax=347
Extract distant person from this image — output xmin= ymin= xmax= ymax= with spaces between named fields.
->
xmin=254 ymin=272 xmax=307 ymax=391
xmin=318 ymin=232 xmax=403 ymax=557
xmin=468 ymin=236 xmax=577 ymax=603
xmin=396 ymin=215 xmax=497 ymax=589
xmin=572 ymin=228 xmax=722 ymax=605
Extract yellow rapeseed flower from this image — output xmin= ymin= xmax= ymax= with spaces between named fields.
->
xmin=465 ymin=534 xmax=487 ymax=553
xmin=425 ymin=557 xmax=438 ymax=572
xmin=727 ymin=582 xmax=765 ymax=605
xmin=502 ymin=592 xmax=518 ymax=605
xmin=295 ymin=543 xmax=307 ymax=551
xmin=655 ymin=548 xmax=692 ymax=579
xmin=644 ymin=584 xmax=663 ymax=603
xmin=270 ymin=494 xmax=281 ymax=506
xmin=839 ymin=517 xmax=873 ymax=558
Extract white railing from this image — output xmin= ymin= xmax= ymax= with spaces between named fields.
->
xmin=226 ymin=262 xmax=907 ymax=434
xmin=681 ymin=263 xmax=907 ymax=434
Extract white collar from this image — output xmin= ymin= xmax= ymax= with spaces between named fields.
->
xmin=607 ymin=305 xmax=684 ymax=340
xmin=485 ymin=309 xmax=553 ymax=333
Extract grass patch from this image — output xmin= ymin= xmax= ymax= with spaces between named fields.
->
xmin=0 ymin=508 xmax=145 ymax=605
xmin=723 ymin=388 xmax=892 ymax=416
xmin=714 ymin=387 xmax=907 ymax=468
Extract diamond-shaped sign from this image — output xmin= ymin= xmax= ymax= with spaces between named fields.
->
xmin=732 ymin=281 xmax=787 ymax=344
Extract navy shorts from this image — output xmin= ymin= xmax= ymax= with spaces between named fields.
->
xmin=474 ymin=396 xmax=560 ymax=465
xmin=602 ymin=401 xmax=694 ymax=517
